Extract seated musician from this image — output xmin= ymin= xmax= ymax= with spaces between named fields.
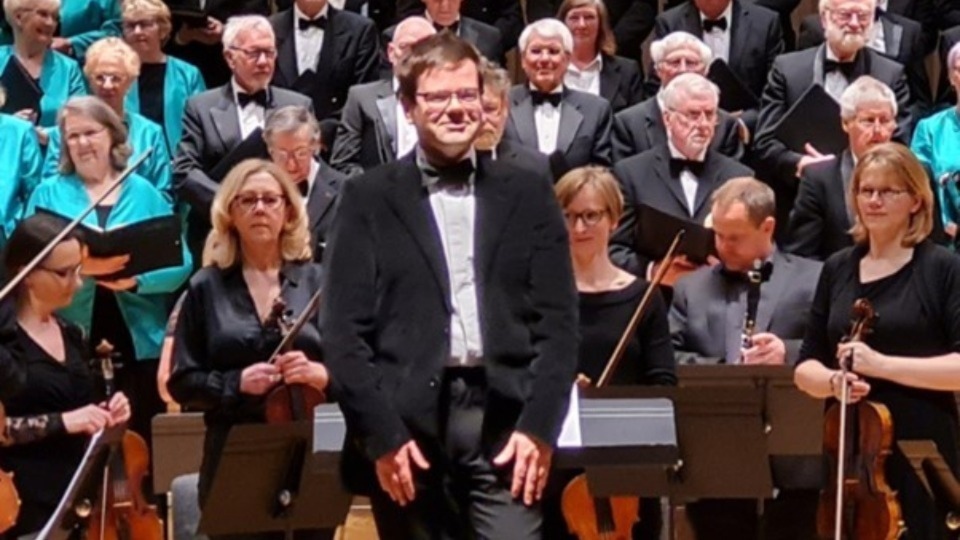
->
xmin=543 ymin=165 xmax=676 ymax=540
xmin=167 ymin=159 xmax=331 ymax=540
xmin=795 ymin=142 xmax=960 ymax=540
xmin=669 ymin=176 xmax=822 ymax=539
xmin=0 ymin=214 xmax=131 ymax=538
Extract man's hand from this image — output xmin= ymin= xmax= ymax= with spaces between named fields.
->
xmin=741 ymin=332 xmax=786 ymax=365
xmin=493 ymin=431 xmax=552 ymax=506
xmin=795 ymin=143 xmax=835 ymax=178
xmin=375 ymin=440 xmax=430 ymax=507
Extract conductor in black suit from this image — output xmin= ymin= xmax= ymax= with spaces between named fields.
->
xmin=384 ymin=0 xmax=504 ymax=66
xmin=269 ymin=0 xmax=381 ymax=121
xmin=320 ymin=32 xmax=578 ymax=539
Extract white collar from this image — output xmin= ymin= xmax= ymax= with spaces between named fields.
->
xmin=424 ymin=12 xmax=461 ymax=27
xmin=567 ymin=54 xmax=603 ymax=74
xmin=528 ymin=83 xmax=564 ymax=94
xmin=294 ymin=3 xmax=330 ymax=23
xmin=667 ymin=138 xmax=706 ymax=162
xmin=699 ymin=1 xmax=733 ymax=26
xmin=230 ymin=78 xmax=267 ymax=105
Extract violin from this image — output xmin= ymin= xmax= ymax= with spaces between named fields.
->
xmin=0 ymin=404 xmax=20 ymax=533
xmin=817 ymin=299 xmax=903 ymax=540
xmin=263 ymin=290 xmax=326 ymax=424
xmin=85 ymin=340 xmax=163 ymax=540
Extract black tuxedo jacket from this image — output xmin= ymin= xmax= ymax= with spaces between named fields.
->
xmin=526 ymin=0 xmax=657 ymax=63
xmin=396 ymin=0 xmax=523 ymax=49
xmin=612 ymin=96 xmax=745 ymax=162
xmin=784 ymin=151 xmax=855 ymax=261
xmin=270 ymin=7 xmax=380 ymax=120
xmin=329 ymin=78 xmax=397 ymax=177
xmin=502 ymin=86 xmax=613 ymax=169
xmin=306 ymin=159 xmax=346 ymax=262
xmin=382 ymin=16 xmax=504 ymax=65
xmin=320 ymin=152 xmax=578 ymax=491
xmin=609 ymin=146 xmax=754 ymax=274
xmin=599 ymin=54 xmax=644 ymax=113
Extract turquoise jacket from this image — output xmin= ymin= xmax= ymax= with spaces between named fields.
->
xmin=0 ymin=0 xmax=121 ymax=59
xmin=42 ymin=112 xmax=172 ymax=201
xmin=24 ymin=173 xmax=192 ymax=361
xmin=0 ymin=46 xmax=85 ymax=127
xmin=911 ymin=107 xmax=960 ymax=227
xmin=0 ymin=114 xmax=42 ymax=245
xmin=125 ymin=56 xmax=206 ymax=154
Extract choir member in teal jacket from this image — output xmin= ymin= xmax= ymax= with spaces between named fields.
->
xmin=25 ymin=96 xmax=191 ymax=445
xmin=1 ymin=0 xmax=121 ymax=60
xmin=0 ymin=0 xmax=85 ymax=131
xmin=0 ymin=90 xmax=42 ymax=246
xmin=121 ymin=0 xmax=206 ymax=154
xmin=41 ymin=38 xmax=171 ymax=201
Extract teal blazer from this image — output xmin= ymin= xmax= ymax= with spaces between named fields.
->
xmin=0 ymin=46 xmax=86 ymax=127
xmin=0 ymin=114 xmax=42 ymax=244
xmin=125 ymin=56 xmax=206 ymax=154
xmin=0 ymin=0 xmax=121 ymax=59
xmin=24 ymin=173 xmax=192 ymax=361
xmin=911 ymin=108 xmax=960 ymax=227
xmin=42 ymin=112 xmax=172 ymax=201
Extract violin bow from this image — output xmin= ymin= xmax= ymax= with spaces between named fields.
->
xmin=267 ymin=288 xmax=323 ymax=362
xmin=0 ymin=149 xmax=154 ymax=303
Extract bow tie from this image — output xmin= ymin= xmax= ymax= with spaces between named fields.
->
xmin=433 ymin=20 xmax=460 ymax=34
xmin=298 ymin=16 xmax=327 ymax=31
xmin=702 ymin=17 xmax=727 ymax=32
xmin=421 ymin=158 xmax=475 ymax=187
xmin=669 ymin=157 xmax=704 ymax=177
xmin=720 ymin=261 xmax=773 ymax=283
xmin=237 ymin=89 xmax=268 ymax=108
xmin=531 ymin=91 xmax=562 ymax=108
xmin=824 ymin=58 xmax=857 ymax=79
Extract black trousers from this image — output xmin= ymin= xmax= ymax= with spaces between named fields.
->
xmin=369 ymin=367 xmax=542 ymax=540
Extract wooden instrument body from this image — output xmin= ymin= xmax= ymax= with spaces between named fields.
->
xmin=86 ymin=431 xmax=163 ymax=540
xmin=562 ymin=474 xmax=639 ymax=540
xmin=263 ymin=296 xmax=327 ymax=424
xmin=0 ymin=467 xmax=20 ymax=533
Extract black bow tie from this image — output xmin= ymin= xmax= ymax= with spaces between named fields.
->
xmin=433 ymin=20 xmax=459 ymax=33
xmin=298 ymin=16 xmax=327 ymax=31
xmin=669 ymin=157 xmax=704 ymax=177
xmin=422 ymin=158 xmax=475 ymax=187
xmin=531 ymin=91 xmax=562 ymax=108
xmin=824 ymin=58 xmax=857 ymax=79
xmin=702 ymin=17 xmax=727 ymax=32
xmin=237 ymin=89 xmax=268 ymax=108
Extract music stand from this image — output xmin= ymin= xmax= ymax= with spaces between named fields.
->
xmin=899 ymin=440 xmax=960 ymax=537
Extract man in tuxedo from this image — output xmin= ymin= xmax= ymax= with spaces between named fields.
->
xmin=397 ymin=0 xmax=522 ymax=50
xmin=172 ymin=15 xmax=313 ymax=261
xmin=786 ymin=76 xmax=898 ymax=260
xmin=385 ymin=0 xmax=503 ymax=65
xmin=669 ymin=176 xmax=821 ymax=539
xmin=269 ymin=0 xmax=380 ymax=121
xmin=321 ymin=31 xmax=577 ymax=539
xmin=609 ymin=72 xmax=752 ymax=281
xmin=264 ymin=106 xmax=345 ymax=262
xmin=613 ymin=31 xmax=745 ymax=162
xmin=650 ymin=0 xmax=784 ymax=133
xmin=330 ymin=16 xmax=435 ymax=177
xmin=501 ymin=19 xmax=613 ymax=169
xmin=526 ymin=0 xmax=657 ymax=64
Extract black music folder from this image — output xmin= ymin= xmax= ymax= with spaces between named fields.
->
xmin=0 ymin=57 xmax=42 ymax=119
xmin=635 ymin=204 xmax=715 ymax=264
xmin=772 ymin=84 xmax=846 ymax=156
xmin=707 ymin=60 xmax=758 ymax=112
xmin=167 ymin=0 xmax=209 ymax=28
xmin=210 ymin=128 xmax=269 ymax=182
xmin=39 ymin=209 xmax=183 ymax=279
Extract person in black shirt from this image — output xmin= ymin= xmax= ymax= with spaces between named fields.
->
xmin=795 ymin=142 xmax=960 ymax=540
xmin=168 ymin=158 xmax=331 ymax=540
xmin=0 ymin=214 xmax=131 ymax=538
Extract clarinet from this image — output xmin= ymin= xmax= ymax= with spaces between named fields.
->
xmin=740 ymin=259 xmax=764 ymax=359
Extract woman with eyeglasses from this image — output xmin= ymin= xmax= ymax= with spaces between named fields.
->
xmin=1 ymin=0 xmax=121 ymax=59
xmin=168 ymin=159 xmax=332 ymax=540
xmin=0 ymin=213 xmax=131 ymax=538
xmin=24 ymin=95 xmax=191 ymax=453
xmin=795 ymin=143 xmax=960 ymax=540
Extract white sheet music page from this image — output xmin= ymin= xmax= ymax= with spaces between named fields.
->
xmin=556 ymin=384 xmax=581 ymax=448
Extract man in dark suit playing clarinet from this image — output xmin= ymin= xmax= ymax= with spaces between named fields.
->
xmin=320 ymin=32 xmax=579 ymax=539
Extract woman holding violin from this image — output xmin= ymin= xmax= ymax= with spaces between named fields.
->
xmin=168 ymin=159 xmax=331 ymax=540
xmin=795 ymin=142 xmax=960 ymax=540
xmin=0 ymin=214 xmax=130 ymax=538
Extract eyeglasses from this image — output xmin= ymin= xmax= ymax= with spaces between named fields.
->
xmin=24 ymin=7 xmax=59 ymax=22
xmin=229 ymin=46 xmax=278 ymax=61
xmin=232 ymin=193 xmax=286 ymax=212
xmin=660 ymin=56 xmax=704 ymax=71
xmin=853 ymin=115 xmax=895 ymax=130
xmin=65 ymin=127 xmax=107 ymax=145
xmin=564 ymin=210 xmax=607 ymax=227
xmin=122 ymin=19 xmax=158 ymax=32
xmin=39 ymin=263 xmax=82 ymax=279
xmin=669 ymin=108 xmax=719 ymax=125
xmin=828 ymin=8 xmax=873 ymax=25
xmin=270 ymin=147 xmax=314 ymax=163
xmin=856 ymin=187 xmax=908 ymax=202
xmin=92 ymin=73 xmax=128 ymax=86
xmin=416 ymin=88 xmax=481 ymax=110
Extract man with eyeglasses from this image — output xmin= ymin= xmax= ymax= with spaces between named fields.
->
xmin=173 ymin=14 xmax=312 ymax=266
xmin=613 ymin=31 xmax=745 ymax=162
xmin=502 ymin=18 xmax=613 ymax=169
xmin=321 ymin=31 xmax=577 ymax=540
xmin=610 ymin=72 xmax=752 ymax=285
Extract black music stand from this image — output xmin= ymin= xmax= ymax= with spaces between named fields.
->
xmin=899 ymin=440 xmax=960 ymax=537
xmin=198 ymin=420 xmax=352 ymax=538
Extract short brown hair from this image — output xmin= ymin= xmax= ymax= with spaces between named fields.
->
xmin=395 ymin=31 xmax=483 ymax=107
xmin=848 ymin=142 xmax=933 ymax=246
xmin=710 ymin=177 xmax=776 ymax=227
xmin=554 ymin=166 xmax=624 ymax=223
xmin=557 ymin=0 xmax=617 ymax=56
xmin=57 ymin=96 xmax=132 ymax=175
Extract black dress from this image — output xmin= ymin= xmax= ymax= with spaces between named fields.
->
xmin=168 ymin=261 xmax=330 ymax=540
xmin=800 ymin=241 xmax=960 ymax=540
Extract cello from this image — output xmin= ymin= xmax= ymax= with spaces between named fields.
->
xmin=0 ymin=403 xmax=21 ymax=533
xmin=263 ymin=289 xmax=325 ymax=424
xmin=816 ymin=299 xmax=903 ymax=540
xmin=84 ymin=340 xmax=163 ymax=540
xmin=561 ymin=231 xmax=684 ymax=540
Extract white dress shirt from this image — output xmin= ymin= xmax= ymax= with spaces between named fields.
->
xmin=393 ymin=78 xmax=419 ymax=157
xmin=533 ymin=85 xmax=564 ymax=154
xmin=667 ymin=139 xmax=706 ymax=216
xmin=565 ymin=54 xmax=603 ymax=96
xmin=231 ymin=79 xmax=266 ymax=139
xmin=870 ymin=0 xmax=887 ymax=54
xmin=823 ymin=46 xmax=852 ymax=102
xmin=302 ymin=159 xmax=319 ymax=200
xmin=700 ymin=2 xmax=733 ymax=63
xmin=294 ymin=3 xmax=329 ymax=76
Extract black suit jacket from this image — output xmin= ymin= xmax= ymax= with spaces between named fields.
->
xmin=307 ymin=159 xmax=346 ymax=262
xmin=270 ymin=7 xmax=380 ymax=120
xmin=320 ymin=153 xmax=578 ymax=491
xmin=609 ymin=146 xmax=754 ymax=274
xmin=397 ymin=0 xmax=523 ymax=49
xmin=382 ymin=17 xmax=504 ymax=65
xmin=612 ymin=96 xmax=745 ymax=162
xmin=502 ymin=86 xmax=613 ymax=169
xmin=784 ymin=151 xmax=855 ymax=261
xmin=797 ymin=12 xmax=931 ymax=119
xmin=526 ymin=0 xmax=657 ymax=63
xmin=599 ymin=54 xmax=644 ymax=113
xmin=329 ymin=79 xmax=397 ymax=177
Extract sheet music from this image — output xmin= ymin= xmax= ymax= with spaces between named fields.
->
xmin=556 ymin=385 xmax=581 ymax=448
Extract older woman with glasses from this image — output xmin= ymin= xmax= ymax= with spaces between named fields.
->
xmin=1 ymin=0 xmax=121 ymax=59
xmin=0 ymin=84 xmax=42 ymax=248
xmin=24 ymin=95 xmax=191 ymax=451
xmin=169 ymin=159 xmax=332 ymax=540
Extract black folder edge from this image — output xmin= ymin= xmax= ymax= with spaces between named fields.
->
xmin=634 ymin=203 xmax=715 ymax=264
xmin=771 ymin=83 xmax=846 ymax=156
xmin=209 ymin=128 xmax=269 ymax=182
xmin=707 ymin=59 xmax=759 ymax=112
